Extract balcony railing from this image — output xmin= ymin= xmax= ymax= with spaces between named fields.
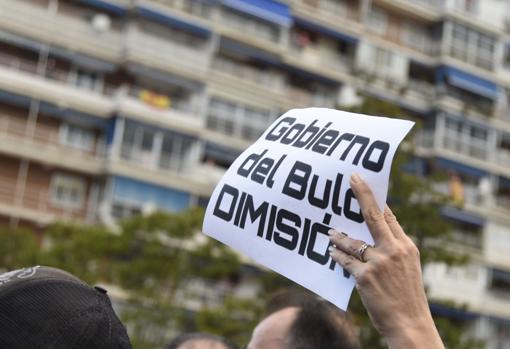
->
xmin=0 ymin=114 xmax=106 ymax=159
xmin=496 ymin=149 xmax=510 ymax=164
xmin=433 ymin=182 xmax=483 ymax=206
xmin=442 ymin=132 xmax=488 ymax=160
xmin=291 ymin=0 xmax=359 ymax=22
xmin=148 ymin=0 xmax=214 ymax=19
xmin=212 ymin=57 xmax=283 ymax=91
xmin=0 ymin=0 xmax=122 ymax=60
xmin=0 ymin=179 xmax=81 ymax=221
xmin=289 ymin=44 xmax=352 ymax=74
xmin=0 ymin=52 xmax=117 ymax=97
xmin=126 ymin=28 xmax=209 ymax=73
xmin=415 ymin=130 xmax=434 ymax=148
xmin=407 ymin=79 xmax=436 ymax=99
xmin=127 ymin=85 xmax=202 ymax=115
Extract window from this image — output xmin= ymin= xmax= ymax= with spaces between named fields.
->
xmin=443 ymin=115 xmax=490 ymax=159
xmin=367 ymin=7 xmax=387 ymax=35
xmin=322 ymin=0 xmax=348 ymax=16
xmin=120 ymin=122 xmax=156 ymax=166
xmin=454 ymin=0 xmax=479 ymax=15
xmin=159 ymin=133 xmax=194 ymax=172
xmin=503 ymin=44 xmax=510 ymax=70
xmin=59 ymin=124 xmax=94 ymax=152
xmin=489 ymin=269 xmax=510 ymax=293
xmin=121 ymin=121 xmax=197 ymax=172
xmin=50 ymin=174 xmax=86 ymax=209
xmin=111 ymin=201 xmax=142 ymax=220
xmin=450 ymin=23 xmax=495 ymax=70
xmin=207 ymin=98 xmax=273 ymax=140
xmin=71 ymin=68 xmax=103 ymax=91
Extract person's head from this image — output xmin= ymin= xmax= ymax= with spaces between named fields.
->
xmin=247 ymin=290 xmax=359 ymax=349
xmin=0 ymin=266 xmax=131 ymax=349
xmin=166 ymin=332 xmax=238 ymax=349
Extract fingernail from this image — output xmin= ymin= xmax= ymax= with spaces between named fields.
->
xmin=328 ymin=229 xmax=335 ymax=236
xmin=328 ymin=246 xmax=335 ymax=253
xmin=350 ymin=173 xmax=362 ymax=184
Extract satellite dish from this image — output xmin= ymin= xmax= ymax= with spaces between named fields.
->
xmin=91 ymin=13 xmax=111 ymax=32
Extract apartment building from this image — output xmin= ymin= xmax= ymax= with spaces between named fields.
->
xmin=0 ymin=0 xmax=509 ymax=346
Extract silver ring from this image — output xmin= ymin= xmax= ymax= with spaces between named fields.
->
xmin=357 ymin=243 xmax=371 ymax=262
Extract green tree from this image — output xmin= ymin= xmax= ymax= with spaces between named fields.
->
xmin=0 ymin=227 xmax=40 ymax=271
xmin=39 ymin=207 xmax=249 ymax=349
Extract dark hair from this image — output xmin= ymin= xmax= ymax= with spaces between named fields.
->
xmin=165 ymin=332 xmax=238 ymax=349
xmin=267 ymin=289 xmax=359 ymax=349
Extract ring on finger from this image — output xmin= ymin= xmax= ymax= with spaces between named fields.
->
xmin=357 ymin=243 xmax=371 ymax=262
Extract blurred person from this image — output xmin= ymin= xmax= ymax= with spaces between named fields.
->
xmin=247 ymin=290 xmax=359 ymax=349
xmin=328 ymin=173 xmax=445 ymax=349
xmin=165 ymin=332 xmax=237 ymax=349
xmin=0 ymin=266 xmax=131 ymax=349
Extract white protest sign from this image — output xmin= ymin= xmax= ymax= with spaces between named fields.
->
xmin=203 ymin=108 xmax=414 ymax=309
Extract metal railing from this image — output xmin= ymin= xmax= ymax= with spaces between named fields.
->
xmin=0 ymin=178 xmax=80 ymax=220
xmin=290 ymin=0 xmax=359 ymax=21
xmin=0 ymin=52 xmax=117 ymax=97
xmin=126 ymin=29 xmax=209 ymax=69
xmin=288 ymin=43 xmax=352 ymax=74
xmin=212 ymin=57 xmax=283 ymax=90
xmin=0 ymin=114 xmax=106 ymax=159
xmin=0 ymin=0 xmax=122 ymax=57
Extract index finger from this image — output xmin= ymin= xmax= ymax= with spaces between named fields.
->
xmin=350 ymin=173 xmax=394 ymax=244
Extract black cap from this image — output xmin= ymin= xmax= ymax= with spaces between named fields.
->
xmin=0 ymin=266 xmax=132 ymax=349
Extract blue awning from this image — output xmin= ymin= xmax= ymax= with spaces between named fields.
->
xmin=50 ymin=47 xmax=116 ymax=72
xmin=205 ymin=142 xmax=241 ymax=164
xmin=219 ymin=38 xmax=281 ymax=66
xmin=112 ymin=176 xmax=191 ymax=212
xmin=440 ymin=206 xmax=485 ymax=227
xmin=223 ymin=0 xmax=291 ymax=26
xmin=293 ymin=17 xmax=358 ymax=44
xmin=77 ymin=0 xmax=127 ymax=16
xmin=439 ymin=66 xmax=499 ymax=100
xmin=499 ymin=176 xmax=510 ymax=189
xmin=127 ymin=63 xmax=202 ymax=91
xmin=281 ymin=63 xmax=339 ymax=85
xmin=430 ymin=303 xmax=478 ymax=320
xmin=137 ymin=6 xmax=212 ymax=38
xmin=436 ymin=157 xmax=488 ymax=178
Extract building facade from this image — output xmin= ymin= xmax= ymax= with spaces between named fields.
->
xmin=0 ymin=0 xmax=509 ymax=346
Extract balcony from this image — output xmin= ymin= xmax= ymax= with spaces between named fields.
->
xmin=0 ymin=179 xmax=82 ymax=225
xmin=0 ymin=0 xmax=122 ymax=63
xmin=115 ymin=87 xmax=204 ymax=136
xmin=290 ymin=0 xmax=360 ymax=33
xmin=0 ymin=114 xmax=105 ymax=174
xmin=443 ymin=135 xmax=487 ymax=160
xmin=288 ymin=43 xmax=352 ymax=76
xmin=145 ymin=0 xmax=215 ymax=20
xmin=0 ymin=53 xmax=114 ymax=117
xmin=406 ymin=79 xmax=435 ymax=99
xmin=285 ymin=86 xmax=336 ymax=109
xmin=415 ymin=130 xmax=434 ymax=149
xmin=218 ymin=8 xmax=283 ymax=54
xmin=125 ymin=28 xmax=209 ymax=80
xmin=210 ymin=57 xmax=283 ymax=105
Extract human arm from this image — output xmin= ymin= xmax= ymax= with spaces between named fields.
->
xmin=328 ymin=173 xmax=444 ymax=349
